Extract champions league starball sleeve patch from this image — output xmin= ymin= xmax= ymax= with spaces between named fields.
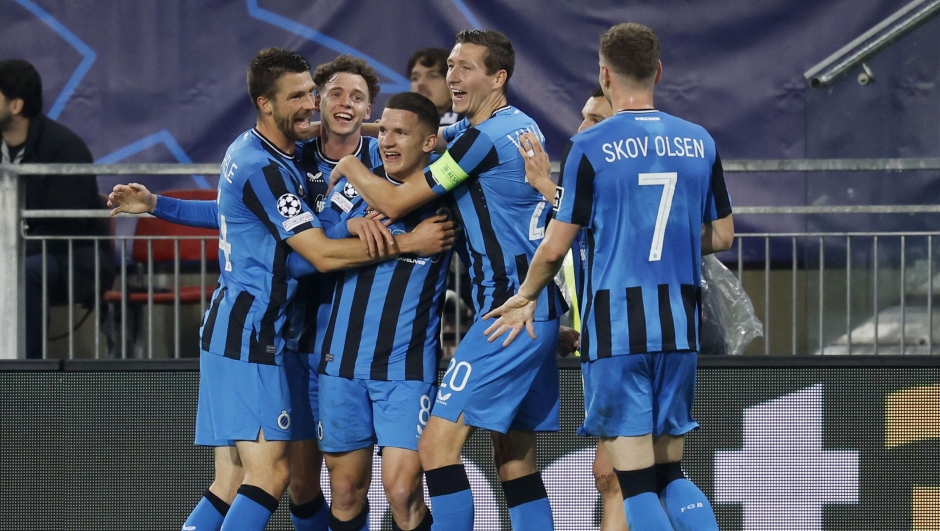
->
xmin=276 ymin=193 xmax=303 ymax=217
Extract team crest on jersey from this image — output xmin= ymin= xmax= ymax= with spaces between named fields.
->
xmin=277 ymin=193 xmax=302 ymax=217
xmin=553 ymin=186 xmax=565 ymax=211
xmin=342 ymin=182 xmax=359 ymax=199
xmin=277 ymin=409 xmax=291 ymax=430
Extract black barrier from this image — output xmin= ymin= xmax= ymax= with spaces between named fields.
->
xmin=2 ymin=357 xmax=939 ymax=530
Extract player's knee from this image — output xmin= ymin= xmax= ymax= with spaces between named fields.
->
xmin=384 ymin=477 xmax=422 ymax=516
xmin=288 ymin=473 xmax=321 ymax=505
xmin=269 ymin=458 xmax=291 ymax=494
xmin=594 ymin=471 xmax=620 ymax=498
xmin=330 ymin=473 xmax=370 ymax=513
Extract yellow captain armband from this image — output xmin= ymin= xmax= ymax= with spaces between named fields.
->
xmin=429 ymin=151 xmax=470 ymax=191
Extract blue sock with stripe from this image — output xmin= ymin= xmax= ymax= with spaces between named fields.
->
xmin=221 ymin=485 xmax=278 ymax=531
xmin=657 ymin=462 xmax=719 ymax=531
xmin=502 ymin=472 xmax=554 ymax=530
xmin=616 ymin=467 xmax=674 ymax=530
xmin=425 ymin=464 xmax=474 ymax=531
xmin=291 ymin=492 xmax=330 ymax=531
xmin=182 ymin=489 xmax=229 ymax=531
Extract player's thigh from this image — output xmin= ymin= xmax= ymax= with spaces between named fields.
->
xmin=368 ymin=379 xmax=435 ymax=451
xmin=593 ymin=439 xmax=614 ymax=479
xmin=432 ymin=318 xmax=559 ymax=434
xmin=284 ymin=350 xmax=319 ymax=441
xmin=235 ymin=429 xmax=290 ymax=485
xmin=602 ymin=434 xmax=655 ymax=471
xmin=510 ymin=326 xmax=560 ymax=432
xmin=653 ymin=433 xmax=685 ymax=464
xmin=491 ymin=430 xmax=538 ymax=481
xmin=324 ymin=446 xmax=373 ymax=508
xmin=318 ymin=375 xmax=375 ymax=453
xmin=651 ymin=351 xmax=699 ymax=437
xmin=579 ymin=354 xmax=655 ymax=438
xmin=380 ymin=446 xmax=424 ymax=507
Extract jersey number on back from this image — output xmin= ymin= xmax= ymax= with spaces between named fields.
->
xmin=638 ymin=172 xmax=677 ymax=262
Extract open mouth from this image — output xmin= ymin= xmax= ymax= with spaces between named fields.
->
xmin=333 ymin=112 xmax=353 ymax=125
xmin=451 ymin=89 xmax=467 ymax=102
xmin=383 ymin=150 xmax=401 ymax=164
xmin=295 ymin=116 xmax=311 ymax=132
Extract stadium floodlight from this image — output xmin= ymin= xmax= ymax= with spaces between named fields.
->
xmin=804 ymin=0 xmax=940 ymax=88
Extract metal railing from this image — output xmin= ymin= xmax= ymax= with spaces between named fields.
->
xmin=3 ymin=159 xmax=940 ymax=359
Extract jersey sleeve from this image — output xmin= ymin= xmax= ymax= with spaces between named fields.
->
xmin=442 ymin=118 xmax=470 ymax=143
xmin=240 ymin=158 xmax=320 ymax=241
xmin=554 ymin=140 xmax=595 ymax=227
xmin=287 ymin=251 xmax=318 ymax=278
xmin=423 ymin=127 xmax=499 ymax=197
xmin=153 ymin=197 xmax=220 ymax=229
xmin=704 ymin=151 xmax=733 ymax=222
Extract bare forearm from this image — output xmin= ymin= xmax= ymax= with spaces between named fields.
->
xmin=518 ymin=247 xmax=566 ymax=301
xmin=530 ymin=177 xmax=556 ymax=202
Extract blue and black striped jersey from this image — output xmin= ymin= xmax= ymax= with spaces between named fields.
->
xmin=555 ymin=110 xmax=733 ymax=360
xmin=284 ymin=136 xmax=383 ymax=356
xmin=200 ymin=128 xmax=319 ymax=365
xmin=425 ymin=106 xmax=566 ymax=321
xmin=317 ymin=169 xmax=453 ymax=383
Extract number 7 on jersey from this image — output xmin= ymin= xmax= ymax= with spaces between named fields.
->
xmin=638 ymin=172 xmax=677 ymax=262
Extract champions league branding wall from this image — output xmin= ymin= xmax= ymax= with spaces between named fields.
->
xmin=2 ymin=0 xmax=939 ymax=235
xmin=1 ymin=360 xmax=938 ymax=530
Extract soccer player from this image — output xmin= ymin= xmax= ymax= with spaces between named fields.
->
xmin=519 ymin=87 xmax=625 ymax=531
xmin=328 ymin=30 xmax=564 ymax=531
xmin=291 ymin=92 xmax=447 ymax=531
xmin=111 ymin=48 xmax=453 ymax=531
xmin=109 ymin=54 xmax=387 ymax=531
xmin=407 ymin=48 xmax=461 ymax=126
xmin=485 ymin=23 xmax=734 ymax=531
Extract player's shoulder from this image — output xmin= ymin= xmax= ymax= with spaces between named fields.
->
xmin=659 ymin=111 xmax=714 ymax=141
xmin=225 ymin=129 xmax=294 ymax=182
xmin=475 ymin=105 xmax=536 ymax=137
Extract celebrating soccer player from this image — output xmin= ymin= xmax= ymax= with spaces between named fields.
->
xmin=486 ymin=23 xmax=734 ymax=531
xmin=328 ymin=30 xmax=563 ymax=531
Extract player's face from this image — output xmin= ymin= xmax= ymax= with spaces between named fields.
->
xmin=410 ymin=63 xmax=451 ymax=114
xmin=270 ymin=71 xmax=316 ymax=142
xmin=577 ymin=96 xmax=613 ymax=133
xmin=317 ymin=72 xmax=372 ymax=137
xmin=378 ymin=108 xmax=434 ymax=177
xmin=446 ymin=43 xmax=501 ymax=116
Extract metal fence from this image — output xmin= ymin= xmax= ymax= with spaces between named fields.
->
xmin=3 ymin=159 xmax=940 ymax=360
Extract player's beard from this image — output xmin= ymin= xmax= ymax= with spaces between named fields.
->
xmin=272 ymin=105 xmax=308 ymax=143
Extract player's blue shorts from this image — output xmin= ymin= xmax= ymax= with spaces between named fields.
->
xmin=578 ymin=351 xmax=699 ymax=438
xmin=431 ymin=318 xmax=560 ymax=434
xmin=194 ymin=350 xmax=293 ymax=445
xmin=284 ymin=350 xmax=319 ymax=441
xmin=317 ymin=374 xmax=436 ymax=453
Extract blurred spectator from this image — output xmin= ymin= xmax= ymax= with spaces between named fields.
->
xmin=0 ymin=59 xmax=114 ymax=359
xmin=407 ymin=47 xmax=461 ymax=125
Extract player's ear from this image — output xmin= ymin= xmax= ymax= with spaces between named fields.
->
xmin=257 ymin=95 xmax=272 ymax=115
xmin=492 ymin=69 xmax=508 ymax=91
xmin=654 ymin=61 xmax=663 ymax=84
xmin=8 ymin=97 xmax=24 ymax=116
xmin=314 ymin=93 xmax=321 ymax=112
xmin=423 ymin=133 xmax=437 ymax=153
xmin=364 ymin=103 xmax=372 ymax=121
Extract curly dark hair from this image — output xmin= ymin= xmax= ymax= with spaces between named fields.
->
xmin=312 ymin=55 xmax=381 ymax=103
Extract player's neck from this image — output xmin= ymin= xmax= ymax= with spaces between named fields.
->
xmin=320 ymin=127 xmax=361 ymax=161
xmin=607 ymin=86 xmax=655 ymax=113
xmin=1 ymin=116 xmax=29 ymax=147
xmin=255 ymin=119 xmax=296 ymax=155
xmin=467 ymin=93 xmax=508 ymax=127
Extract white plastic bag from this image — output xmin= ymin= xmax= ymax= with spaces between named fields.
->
xmin=699 ymin=255 xmax=763 ymax=355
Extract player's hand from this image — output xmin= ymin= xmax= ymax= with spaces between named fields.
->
xmin=347 ymin=217 xmax=395 ymax=258
xmin=483 ymin=294 xmax=538 ymax=347
xmin=107 ymin=183 xmax=157 ymax=216
xmin=407 ymin=214 xmax=457 ymax=256
xmin=365 ymin=208 xmax=395 ymax=226
xmin=326 ymin=156 xmax=352 ymax=195
xmin=556 ymin=326 xmax=580 ymax=357
xmin=516 ymin=132 xmax=551 ymax=191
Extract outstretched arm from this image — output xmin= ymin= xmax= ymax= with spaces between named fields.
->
xmin=108 ymin=183 xmax=219 ymax=229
